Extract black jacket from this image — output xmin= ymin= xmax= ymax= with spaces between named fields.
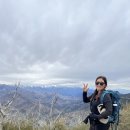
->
xmin=83 ymin=90 xmax=113 ymax=119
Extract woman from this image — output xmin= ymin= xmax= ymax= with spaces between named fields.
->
xmin=83 ymin=76 xmax=112 ymax=130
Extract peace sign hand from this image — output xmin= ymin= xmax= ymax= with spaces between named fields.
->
xmin=83 ymin=83 xmax=89 ymax=92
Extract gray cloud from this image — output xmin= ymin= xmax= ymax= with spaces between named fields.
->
xmin=0 ymin=0 xmax=130 ymax=87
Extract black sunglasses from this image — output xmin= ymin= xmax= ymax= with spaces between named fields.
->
xmin=95 ymin=82 xmax=105 ymax=86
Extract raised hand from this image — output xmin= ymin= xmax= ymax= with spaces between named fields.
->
xmin=83 ymin=83 xmax=89 ymax=92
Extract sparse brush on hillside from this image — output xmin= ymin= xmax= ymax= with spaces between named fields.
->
xmin=70 ymin=123 xmax=89 ymax=130
xmin=118 ymin=104 xmax=130 ymax=130
xmin=2 ymin=104 xmax=130 ymax=130
xmin=3 ymin=122 xmax=88 ymax=130
xmin=3 ymin=123 xmax=32 ymax=130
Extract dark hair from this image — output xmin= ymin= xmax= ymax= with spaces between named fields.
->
xmin=95 ymin=76 xmax=107 ymax=86
xmin=90 ymin=76 xmax=108 ymax=101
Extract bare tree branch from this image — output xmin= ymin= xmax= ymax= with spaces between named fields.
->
xmin=4 ymin=82 xmax=20 ymax=108
xmin=49 ymin=93 xmax=58 ymax=118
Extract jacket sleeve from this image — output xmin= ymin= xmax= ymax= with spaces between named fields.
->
xmin=83 ymin=92 xmax=93 ymax=103
xmin=98 ymin=94 xmax=113 ymax=119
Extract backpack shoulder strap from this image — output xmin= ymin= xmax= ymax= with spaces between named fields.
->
xmin=100 ymin=90 xmax=111 ymax=104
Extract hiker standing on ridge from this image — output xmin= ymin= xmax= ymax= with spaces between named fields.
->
xmin=83 ymin=76 xmax=113 ymax=130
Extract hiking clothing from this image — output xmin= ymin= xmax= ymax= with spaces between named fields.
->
xmin=83 ymin=90 xmax=113 ymax=130
xmin=89 ymin=122 xmax=110 ymax=130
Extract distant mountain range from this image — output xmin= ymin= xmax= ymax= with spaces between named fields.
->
xmin=0 ymin=83 xmax=130 ymax=126
xmin=0 ymin=84 xmax=130 ymax=102
xmin=112 ymin=88 xmax=130 ymax=94
xmin=0 ymin=84 xmax=88 ymax=116
xmin=0 ymin=83 xmax=130 ymax=93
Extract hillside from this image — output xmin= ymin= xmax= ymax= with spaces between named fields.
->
xmin=2 ymin=103 xmax=130 ymax=130
xmin=0 ymin=84 xmax=130 ymax=128
xmin=118 ymin=104 xmax=130 ymax=130
xmin=0 ymin=84 xmax=89 ymax=126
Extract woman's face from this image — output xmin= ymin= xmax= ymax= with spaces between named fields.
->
xmin=95 ymin=78 xmax=106 ymax=91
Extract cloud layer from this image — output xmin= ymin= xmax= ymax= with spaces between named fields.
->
xmin=0 ymin=0 xmax=130 ymax=88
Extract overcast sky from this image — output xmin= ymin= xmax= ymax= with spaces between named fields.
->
xmin=0 ymin=0 xmax=130 ymax=89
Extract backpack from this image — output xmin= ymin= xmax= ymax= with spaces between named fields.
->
xmin=100 ymin=90 xmax=121 ymax=125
